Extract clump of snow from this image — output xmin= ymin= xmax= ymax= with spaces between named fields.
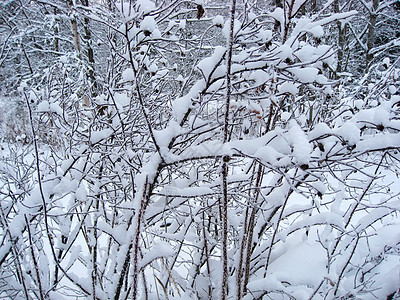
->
xmin=308 ymin=25 xmax=324 ymax=37
xmin=354 ymin=99 xmax=364 ymax=109
xmin=140 ymin=16 xmax=157 ymax=33
xmin=281 ymin=111 xmax=291 ymax=122
xmin=116 ymin=2 xmax=135 ymax=23
xmin=90 ymin=128 xmax=113 ymax=144
xmin=250 ymin=70 xmax=269 ymax=85
xmin=316 ymin=45 xmax=336 ymax=66
xmin=153 ymin=121 xmax=182 ymax=148
xmin=172 ymin=80 xmax=205 ymax=122
xmin=152 ymin=28 xmax=161 ymax=38
xmin=17 ymin=81 xmax=28 ymax=92
xmin=136 ymin=0 xmax=156 ymax=15
xmin=308 ymin=122 xmax=331 ymax=140
xmin=153 ymin=69 xmax=167 ymax=79
xmin=290 ymin=67 xmax=319 ymax=83
xmin=178 ymin=19 xmax=186 ymax=29
xmin=374 ymin=108 xmax=390 ymax=127
xmin=242 ymin=118 xmax=251 ymax=131
xmin=356 ymin=132 xmax=400 ymax=152
xmin=139 ymin=45 xmax=149 ymax=54
xmin=29 ymin=90 xmax=39 ymax=103
xmin=276 ymin=44 xmax=293 ymax=61
xmin=295 ymin=45 xmax=315 ymax=63
xmin=368 ymin=83 xmax=375 ymax=91
xmin=36 ymin=100 xmax=63 ymax=115
xmin=291 ymin=0 xmax=308 ymax=16
xmin=254 ymin=145 xmax=283 ymax=165
xmin=278 ymin=81 xmax=299 ymax=95
xmin=288 ymin=121 xmax=312 ymax=164
xmin=212 ymin=15 xmax=224 ymax=27
xmin=37 ymin=101 xmax=50 ymax=112
xmin=176 ymin=75 xmax=185 ymax=83
xmin=248 ymin=12 xmax=257 ymax=22
xmin=114 ymin=92 xmax=130 ymax=110
xmin=389 ymin=85 xmax=397 ymax=94
xmin=53 ymin=176 xmax=79 ymax=195
xmin=49 ymin=102 xmax=63 ymax=115
xmin=197 ymin=46 xmax=226 ymax=80
xmin=335 ymin=121 xmax=360 ymax=145
xmin=311 ymin=179 xmax=326 ymax=195
xmin=316 ymin=74 xmax=329 ymax=84
xmin=383 ymin=57 xmax=390 ymax=67
xmin=222 ymin=19 xmax=241 ymax=39
xmin=140 ymin=241 xmax=175 ymax=269
xmin=148 ymin=63 xmax=158 ymax=74
xmin=268 ymin=240 xmax=327 ymax=287
xmin=121 ymin=68 xmax=135 ymax=82
xmin=59 ymin=55 xmax=68 ymax=64
xmin=269 ymin=7 xmax=284 ymax=24
xmin=257 ymin=29 xmax=273 ymax=42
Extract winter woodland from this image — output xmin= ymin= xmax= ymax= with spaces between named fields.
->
xmin=0 ymin=0 xmax=400 ymax=299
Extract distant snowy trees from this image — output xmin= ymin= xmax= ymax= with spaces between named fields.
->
xmin=0 ymin=0 xmax=399 ymax=299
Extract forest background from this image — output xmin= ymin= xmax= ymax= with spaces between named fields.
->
xmin=0 ymin=0 xmax=400 ymax=299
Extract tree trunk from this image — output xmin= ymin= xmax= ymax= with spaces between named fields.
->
xmin=366 ymin=0 xmax=380 ymax=71
xmin=334 ymin=0 xmax=348 ymax=77
xmin=221 ymin=0 xmax=236 ymax=298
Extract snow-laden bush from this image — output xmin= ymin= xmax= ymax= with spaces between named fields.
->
xmin=0 ymin=0 xmax=399 ymax=299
